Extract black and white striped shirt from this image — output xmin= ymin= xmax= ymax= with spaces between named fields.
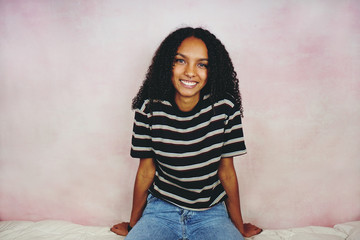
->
xmin=130 ymin=94 xmax=246 ymax=210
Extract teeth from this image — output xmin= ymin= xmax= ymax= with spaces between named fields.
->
xmin=181 ymin=80 xmax=197 ymax=86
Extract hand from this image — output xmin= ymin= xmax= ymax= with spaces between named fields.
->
xmin=241 ymin=223 xmax=262 ymax=238
xmin=110 ymin=222 xmax=130 ymax=236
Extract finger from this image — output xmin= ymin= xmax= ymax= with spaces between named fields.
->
xmin=112 ymin=222 xmax=128 ymax=229
xmin=248 ymin=223 xmax=256 ymax=228
xmin=111 ymin=227 xmax=124 ymax=235
xmin=112 ymin=223 xmax=122 ymax=229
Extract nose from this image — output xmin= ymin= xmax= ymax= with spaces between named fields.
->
xmin=185 ymin=65 xmax=196 ymax=78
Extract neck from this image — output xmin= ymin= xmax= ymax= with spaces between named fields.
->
xmin=174 ymin=94 xmax=200 ymax=112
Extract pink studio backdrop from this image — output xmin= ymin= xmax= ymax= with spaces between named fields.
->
xmin=0 ymin=0 xmax=359 ymax=229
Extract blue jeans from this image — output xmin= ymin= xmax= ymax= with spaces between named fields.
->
xmin=125 ymin=194 xmax=244 ymax=240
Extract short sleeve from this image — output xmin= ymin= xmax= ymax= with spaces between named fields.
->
xmin=221 ymin=105 xmax=247 ymax=158
xmin=130 ymin=105 xmax=154 ymax=159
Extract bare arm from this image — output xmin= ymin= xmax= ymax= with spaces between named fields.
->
xmin=218 ymin=157 xmax=262 ymax=237
xmin=129 ymin=158 xmax=156 ymax=226
xmin=111 ymin=158 xmax=155 ymax=236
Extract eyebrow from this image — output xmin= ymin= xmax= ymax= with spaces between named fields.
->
xmin=175 ymin=53 xmax=208 ymax=61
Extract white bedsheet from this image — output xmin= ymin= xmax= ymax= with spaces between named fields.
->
xmin=0 ymin=220 xmax=359 ymax=240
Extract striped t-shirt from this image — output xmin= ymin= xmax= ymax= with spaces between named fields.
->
xmin=130 ymin=94 xmax=246 ymax=210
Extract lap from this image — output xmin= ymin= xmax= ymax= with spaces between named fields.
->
xmin=126 ymin=194 xmax=244 ymax=240
xmin=189 ymin=217 xmax=244 ymax=240
xmin=125 ymin=215 xmax=180 ymax=240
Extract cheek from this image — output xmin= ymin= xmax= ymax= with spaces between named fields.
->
xmin=172 ymin=65 xmax=183 ymax=77
xmin=199 ymin=70 xmax=208 ymax=82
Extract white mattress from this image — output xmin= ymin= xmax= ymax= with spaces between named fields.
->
xmin=0 ymin=220 xmax=359 ymax=240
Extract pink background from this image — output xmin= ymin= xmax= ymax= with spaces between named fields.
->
xmin=0 ymin=0 xmax=359 ymax=229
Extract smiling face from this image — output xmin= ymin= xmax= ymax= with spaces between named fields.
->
xmin=171 ymin=37 xmax=208 ymax=111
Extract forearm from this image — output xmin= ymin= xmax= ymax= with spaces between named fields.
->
xmin=129 ymin=158 xmax=155 ymax=227
xmin=223 ymin=175 xmax=244 ymax=232
xmin=218 ymin=158 xmax=245 ymax=233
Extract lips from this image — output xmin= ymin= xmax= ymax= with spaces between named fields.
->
xmin=180 ymin=79 xmax=198 ymax=88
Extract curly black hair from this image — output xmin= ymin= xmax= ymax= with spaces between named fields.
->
xmin=132 ymin=27 xmax=243 ymax=116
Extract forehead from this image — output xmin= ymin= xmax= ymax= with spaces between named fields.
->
xmin=177 ymin=37 xmax=208 ymax=59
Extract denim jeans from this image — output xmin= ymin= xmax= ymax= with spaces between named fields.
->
xmin=125 ymin=193 xmax=244 ymax=240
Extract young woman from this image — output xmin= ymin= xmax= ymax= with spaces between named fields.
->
xmin=111 ymin=27 xmax=262 ymax=239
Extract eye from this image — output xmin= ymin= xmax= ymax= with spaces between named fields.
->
xmin=174 ymin=58 xmax=185 ymax=64
xmin=197 ymin=62 xmax=208 ymax=69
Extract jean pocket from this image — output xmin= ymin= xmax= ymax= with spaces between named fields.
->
xmin=146 ymin=193 xmax=158 ymax=204
xmin=210 ymin=201 xmax=229 ymax=217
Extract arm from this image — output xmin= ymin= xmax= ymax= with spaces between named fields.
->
xmin=218 ymin=157 xmax=262 ymax=237
xmin=111 ymin=158 xmax=156 ymax=236
xmin=129 ymin=157 xmax=156 ymax=226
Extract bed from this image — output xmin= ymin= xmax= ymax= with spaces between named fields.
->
xmin=0 ymin=220 xmax=359 ymax=240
